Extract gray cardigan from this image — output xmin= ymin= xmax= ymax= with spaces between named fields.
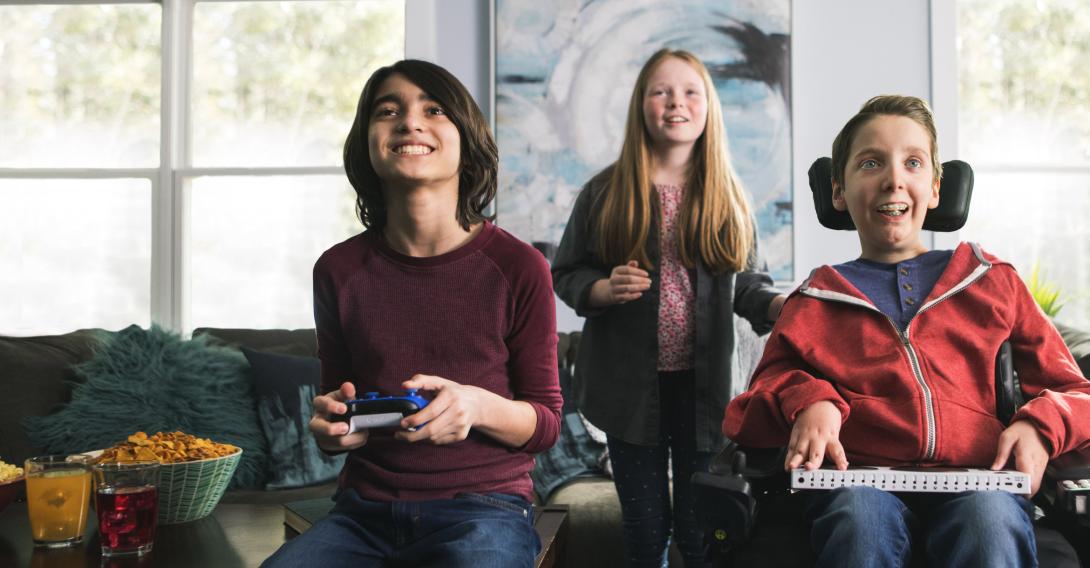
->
xmin=552 ymin=168 xmax=781 ymax=451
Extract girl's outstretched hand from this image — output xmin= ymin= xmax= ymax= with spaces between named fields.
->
xmin=589 ymin=261 xmax=652 ymax=307
xmin=786 ymin=400 xmax=849 ymax=471
xmin=992 ymin=420 xmax=1050 ymax=495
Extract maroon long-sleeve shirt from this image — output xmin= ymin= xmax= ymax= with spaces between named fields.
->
xmin=312 ymin=221 xmax=562 ymax=502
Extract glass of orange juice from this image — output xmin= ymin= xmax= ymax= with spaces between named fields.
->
xmin=24 ymin=454 xmax=92 ymax=547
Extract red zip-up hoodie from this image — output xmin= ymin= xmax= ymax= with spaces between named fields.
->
xmin=724 ymin=242 xmax=1090 ymax=466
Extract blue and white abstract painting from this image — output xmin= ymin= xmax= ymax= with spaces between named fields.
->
xmin=496 ymin=0 xmax=793 ymax=280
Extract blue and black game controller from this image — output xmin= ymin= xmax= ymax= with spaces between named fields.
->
xmin=334 ymin=389 xmax=430 ymax=433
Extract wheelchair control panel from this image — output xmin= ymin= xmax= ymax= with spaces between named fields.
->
xmin=1058 ymin=478 xmax=1090 ymax=518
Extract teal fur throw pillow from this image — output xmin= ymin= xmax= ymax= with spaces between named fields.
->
xmin=25 ymin=325 xmax=268 ymax=489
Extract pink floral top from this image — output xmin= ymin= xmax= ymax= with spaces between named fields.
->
xmin=655 ymin=183 xmax=695 ymax=371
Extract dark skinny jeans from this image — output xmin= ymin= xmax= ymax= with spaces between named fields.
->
xmin=606 ymin=369 xmax=714 ymax=568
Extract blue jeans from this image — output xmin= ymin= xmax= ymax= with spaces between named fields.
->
xmin=606 ymin=370 xmax=714 ymax=568
xmin=804 ymin=486 xmax=1036 ymax=568
xmin=260 ymin=489 xmax=540 ymax=568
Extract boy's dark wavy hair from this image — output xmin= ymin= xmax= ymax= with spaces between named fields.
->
xmin=343 ymin=59 xmax=497 ymax=230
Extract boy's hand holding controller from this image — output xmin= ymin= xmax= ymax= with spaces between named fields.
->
xmin=395 ymin=374 xmax=538 ymax=447
xmin=392 ymin=375 xmax=480 ymax=445
xmin=992 ymin=420 xmax=1050 ymax=495
xmin=310 ymin=381 xmax=370 ymax=452
xmin=786 ymin=400 xmax=850 ymax=471
xmin=589 ymin=261 xmax=651 ymax=306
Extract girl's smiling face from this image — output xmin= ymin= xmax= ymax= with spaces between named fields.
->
xmin=641 ymin=57 xmax=708 ymax=152
xmin=832 ymin=114 xmax=941 ymax=264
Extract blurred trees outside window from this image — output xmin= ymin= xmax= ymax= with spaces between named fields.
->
xmin=0 ymin=4 xmax=161 ymax=168
xmin=192 ymin=1 xmax=401 ymax=167
xmin=0 ymin=1 xmax=404 ymax=335
xmin=957 ymin=0 xmax=1090 ymax=329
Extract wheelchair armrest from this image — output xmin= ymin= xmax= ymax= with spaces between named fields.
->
xmin=692 ymin=468 xmax=757 ymax=549
xmin=1044 ymin=447 xmax=1090 ymax=527
xmin=692 ymin=442 xmax=792 ymax=552
xmin=1047 ymin=446 xmax=1090 ymax=480
xmin=710 ymin=441 xmax=788 ymax=479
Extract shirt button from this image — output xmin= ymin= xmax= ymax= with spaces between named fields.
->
xmin=902 ymin=283 xmax=913 ymax=291
xmin=905 ymin=297 xmax=917 ymax=306
xmin=899 ymin=268 xmax=909 ymax=276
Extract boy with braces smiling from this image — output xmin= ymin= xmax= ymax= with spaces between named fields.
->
xmin=723 ymin=95 xmax=1090 ymax=567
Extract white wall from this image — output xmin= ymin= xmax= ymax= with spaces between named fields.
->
xmin=791 ymin=0 xmax=934 ymax=275
xmin=405 ymin=0 xmax=492 ymax=118
xmin=408 ymin=0 xmax=941 ymax=330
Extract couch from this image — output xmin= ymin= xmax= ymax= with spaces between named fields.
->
xmin=0 ymin=327 xmax=339 ymax=506
xmin=0 ymin=326 xmax=620 ymax=565
xmin=0 ymin=326 xmax=614 ymax=563
xmin=3 ymin=321 xmax=1088 ymax=568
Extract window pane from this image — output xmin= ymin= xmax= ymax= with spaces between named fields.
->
xmin=0 ymin=179 xmax=152 ymax=335
xmin=957 ymin=0 xmax=1090 ymax=166
xmin=187 ymin=175 xmax=359 ymax=329
xmin=959 ymin=172 xmax=1090 ymax=329
xmin=191 ymin=1 xmax=404 ymax=167
xmin=0 ymin=4 xmax=161 ymax=168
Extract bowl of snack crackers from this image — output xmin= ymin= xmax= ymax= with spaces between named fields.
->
xmin=0 ymin=458 xmax=25 ymax=514
xmin=93 ymin=431 xmax=241 ymax=524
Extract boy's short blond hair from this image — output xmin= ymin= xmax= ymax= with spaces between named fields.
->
xmin=830 ymin=95 xmax=942 ymax=187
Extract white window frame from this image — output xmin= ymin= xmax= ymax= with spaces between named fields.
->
xmin=928 ymin=0 xmax=960 ymax=252
xmin=930 ymin=0 xmax=1090 ymax=243
xmin=930 ymin=0 xmax=1090 ymax=330
xmin=1 ymin=0 xmax=422 ymax=334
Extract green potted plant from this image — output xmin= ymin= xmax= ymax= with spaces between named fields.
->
xmin=1026 ymin=262 xmax=1065 ymax=318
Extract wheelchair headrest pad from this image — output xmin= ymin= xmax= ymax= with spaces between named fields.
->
xmin=808 ymin=157 xmax=974 ymax=232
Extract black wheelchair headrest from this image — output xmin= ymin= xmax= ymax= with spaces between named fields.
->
xmin=808 ymin=157 xmax=974 ymax=232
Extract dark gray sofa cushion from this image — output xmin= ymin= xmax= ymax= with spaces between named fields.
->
xmin=0 ymin=329 xmax=107 ymax=464
xmin=194 ymin=328 xmax=318 ymax=357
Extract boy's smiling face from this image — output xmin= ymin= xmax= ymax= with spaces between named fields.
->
xmin=832 ymin=114 xmax=940 ymax=264
xmin=367 ymin=73 xmax=461 ymax=192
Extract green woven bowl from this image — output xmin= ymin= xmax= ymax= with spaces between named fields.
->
xmin=0 ymin=475 xmax=24 ymax=514
xmin=157 ymin=449 xmax=241 ymax=524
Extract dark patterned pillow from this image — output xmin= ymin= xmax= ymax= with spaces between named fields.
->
xmin=242 ymin=348 xmax=344 ymax=489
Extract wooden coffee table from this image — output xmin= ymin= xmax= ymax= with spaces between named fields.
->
xmin=0 ymin=501 xmax=289 ymax=567
xmin=2 ymin=500 xmax=569 ymax=567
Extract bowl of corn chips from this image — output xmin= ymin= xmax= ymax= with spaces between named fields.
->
xmin=0 ymin=458 xmax=25 ymax=514
xmin=92 ymin=431 xmax=241 ymax=524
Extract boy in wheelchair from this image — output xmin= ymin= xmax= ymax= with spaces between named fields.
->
xmin=722 ymin=95 xmax=1090 ymax=567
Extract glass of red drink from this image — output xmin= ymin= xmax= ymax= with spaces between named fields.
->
xmin=91 ymin=461 xmax=159 ymax=557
